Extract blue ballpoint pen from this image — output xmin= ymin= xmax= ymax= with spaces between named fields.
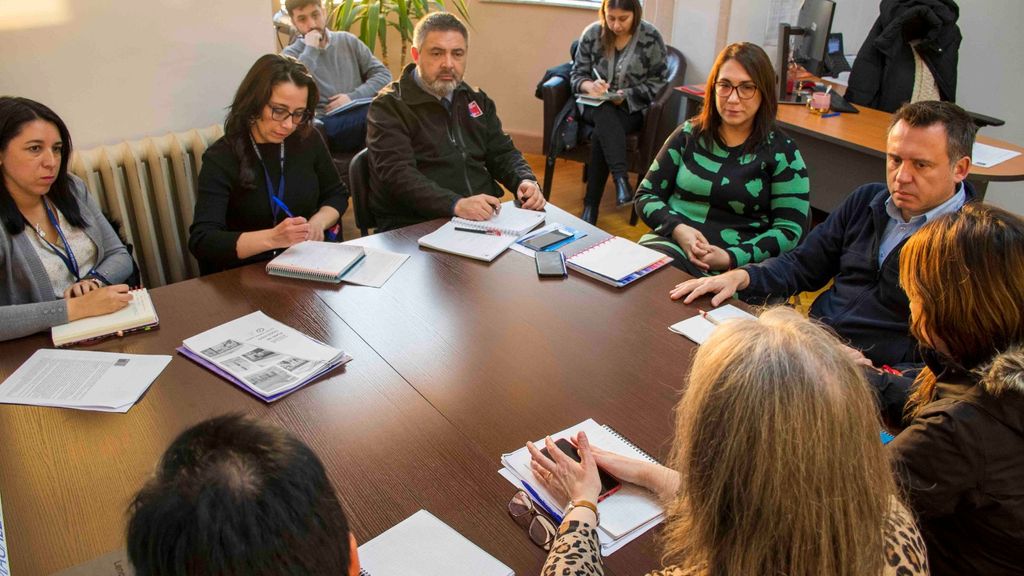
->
xmin=271 ymin=196 xmax=295 ymax=218
xmin=521 ymin=480 xmax=564 ymax=524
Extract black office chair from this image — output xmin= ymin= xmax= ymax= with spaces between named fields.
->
xmin=348 ymin=148 xmax=376 ymax=237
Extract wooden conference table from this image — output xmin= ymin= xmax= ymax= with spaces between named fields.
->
xmin=676 ymin=87 xmax=1024 ymax=212
xmin=0 ymin=205 xmax=704 ymax=575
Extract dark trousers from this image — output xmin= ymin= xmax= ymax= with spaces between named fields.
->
xmin=582 ymin=103 xmax=643 ymax=205
xmin=321 ymin=104 xmax=370 ymax=153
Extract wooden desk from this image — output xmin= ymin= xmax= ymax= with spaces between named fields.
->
xmin=0 ymin=206 xmax=707 ymax=575
xmin=676 ymin=88 xmax=1024 ymax=212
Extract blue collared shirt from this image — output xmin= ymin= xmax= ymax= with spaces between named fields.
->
xmin=411 ymin=67 xmax=454 ymax=107
xmin=877 ymin=184 xmax=966 ymax=265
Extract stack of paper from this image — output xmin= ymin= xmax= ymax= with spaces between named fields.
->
xmin=178 ymin=311 xmax=351 ymax=402
xmin=418 ymin=201 xmax=546 ymax=262
xmin=359 ymin=510 xmax=513 ymax=576
xmin=499 ymin=419 xmax=664 ymax=555
xmin=0 ymin=349 xmax=170 ymax=412
xmin=669 ymin=305 xmax=757 ymax=344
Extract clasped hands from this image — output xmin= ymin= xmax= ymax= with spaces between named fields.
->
xmin=672 ymin=223 xmax=731 ymax=272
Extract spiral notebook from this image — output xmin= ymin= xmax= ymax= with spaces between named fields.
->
xmin=266 ymin=241 xmax=366 ymax=283
xmin=418 ymin=202 xmax=546 ymax=262
xmin=500 ymin=418 xmax=664 ymax=554
xmin=565 ymin=236 xmax=671 ymax=287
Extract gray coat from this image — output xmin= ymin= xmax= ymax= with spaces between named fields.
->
xmin=570 ymin=20 xmax=668 ymax=115
xmin=0 ymin=174 xmax=134 ymax=341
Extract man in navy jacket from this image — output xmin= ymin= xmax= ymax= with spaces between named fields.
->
xmin=670 ymin=101 xmax=977 ymax=367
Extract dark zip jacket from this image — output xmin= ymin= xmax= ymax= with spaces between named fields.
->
xmin=366 ymin=63 xmax=536 ymax=231
xmin=871 ymin=346 xmax=1024 ymax=575
xmin=741 ymin=181 xmax=976 ymax=367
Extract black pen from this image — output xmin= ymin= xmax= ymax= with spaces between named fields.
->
xmin=455 ymin=226 xmax=501 ymax=236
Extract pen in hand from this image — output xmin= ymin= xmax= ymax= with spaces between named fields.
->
xmin=271 ymin=196 xmax=295 ymax=218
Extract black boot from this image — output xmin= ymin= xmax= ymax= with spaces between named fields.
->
xmin=614 ymin=174 xmax=634 ymax=206
xmin=581 ymin=204 xmax=599 ymax=225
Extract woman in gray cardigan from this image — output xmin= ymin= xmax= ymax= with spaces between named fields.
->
xmin=0 ymin=97 xmax=134 ymax=342
xmin=571 ymin=0 xmax=668 ymax=223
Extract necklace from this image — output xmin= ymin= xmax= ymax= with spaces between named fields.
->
xmin=33 ymin=221 xmax=47 ymax=239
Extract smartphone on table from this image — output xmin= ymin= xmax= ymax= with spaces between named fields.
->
xmin=522 ymin=229 xmax=573 ymax=251
xmin=535 ymin=251 xmax=567 ymax=278
xmin=540 ymin=437 xmax=622 ymax=501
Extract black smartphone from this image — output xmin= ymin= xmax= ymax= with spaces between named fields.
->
xmin=522 ymin=229 xmax=572 ymax=251
xmin=535 ymin=251 xmax=567 ymax=278
xmin=541 ymin=438 xmax=622 ymax=501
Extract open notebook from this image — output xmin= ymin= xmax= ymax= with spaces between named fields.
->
xmin=51 ymin=288 xmax=159 ymax=347
xmin=500 ymin=418 xmax=664 ymax=555
xmin=418 ymin=202 xmax=546 ymax=261
xmin=358 ymin=510 xmax=512 ymax=576
xmin=669 ymin=305 xmax=757 ymax=344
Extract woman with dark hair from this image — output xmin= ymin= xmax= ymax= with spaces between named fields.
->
xmin=189 ymin=54 xmax=349 ymax=275
xmin=872 ymin=203 xmax=1024 ymax=575
xmin=532 ymin=307 xmax=927 ymax=576
xmin=571 ymin=0 xmax=668 ymax=223
xmin=635 ymin=42 xmax=810 ymax=276
xmin=0 ymin=97 xmax=134 ymax=342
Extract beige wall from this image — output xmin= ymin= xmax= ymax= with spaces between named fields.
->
xmin=0 ymin=0 xmax=274 ymax=149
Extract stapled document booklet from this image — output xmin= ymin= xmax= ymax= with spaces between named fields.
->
xmin=178 ymin=311 xmax=351 ymax=402
xmin=358 ymin=510 xmax=513 ymax=576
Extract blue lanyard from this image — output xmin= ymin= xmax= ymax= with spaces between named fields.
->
xmin=250 ymin=137 xmax=286 ymax=223
xmin=36 ymin=199 xmax=82 ymax=281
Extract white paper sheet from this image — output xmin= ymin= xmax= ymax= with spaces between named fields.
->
xmin=972 ymin=142 xmax=1022 ymax=168
xmin=669 ymin=304 xmax=758 ymax=344
xmin=339 ymin=247 xmax=410 ymax=287
xmin=0 ymin=349 xmax=170 ymax=412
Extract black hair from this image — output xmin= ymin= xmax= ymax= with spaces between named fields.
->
xmin=126 ymin=414 xmax=352 ymax=575
xmin=0 ymin=96 xmax=85 ymax=236
xmin=223 ymin=55 xmax=319 ymax=197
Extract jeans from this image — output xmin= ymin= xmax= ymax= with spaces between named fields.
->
xmin=321 ymin=103 xmax=370 ymax=153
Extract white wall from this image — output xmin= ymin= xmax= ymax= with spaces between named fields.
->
xmin=0 ymin=0 xmax=274 ymax=149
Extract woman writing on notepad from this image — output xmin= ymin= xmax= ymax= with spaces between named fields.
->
xmin=572 ymin=0 xmax=668 ymax=223
xmin=530 ymin=308 xmax=927 ymax=576
xmin=189 ymin=54 xmax=348 ymax=275
xmin=635 ymin=43 xmax=809 ymax=277
xmin=0 ymin=97 xmax=134 ymax=342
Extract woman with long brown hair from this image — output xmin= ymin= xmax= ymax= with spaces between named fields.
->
xmin=531 ymin=307 xmax=928 ymax=575
xmin=189 ymin=54 xmax=348 ymax=275
xmin=872 ymin=202 xmax=1024 ymax=575
xmin=571 ymin=0 xmax=668 ymax=222
xmin=635 ymin=42 xmax=809 ymax=277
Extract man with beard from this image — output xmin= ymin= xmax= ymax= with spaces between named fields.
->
xmin=281 ymin=0 xmax=392 ymax=152
xmin=366 ymin=12 xmax=545 ymax=231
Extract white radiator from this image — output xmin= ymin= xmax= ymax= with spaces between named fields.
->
xmin=70 ymin=125 xmax=224 ymax=288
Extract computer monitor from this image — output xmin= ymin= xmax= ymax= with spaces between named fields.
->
xmin=776 ymin=0 xmax=837 ymax=104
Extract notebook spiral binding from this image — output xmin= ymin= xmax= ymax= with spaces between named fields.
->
xmin=601 ymin=424 xmax=660 ymax=464
xmin=452 ymin=219 xmax=518 ymax=236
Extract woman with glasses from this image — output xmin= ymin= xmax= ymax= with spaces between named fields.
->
xmin=0 ymin=97 xmax=135 ymax=342
xmin=571 ymin=0 xmax=668 ymax=223
xmin=530 ymin=307 xmax=928 ymax=576
xmin=635 ymin=42 xmax=809 ymax=276
xmin=189 ymin=54 xmax=348 ymax=275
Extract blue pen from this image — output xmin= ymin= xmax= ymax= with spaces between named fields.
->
xmin=271 ymin=196 xmax=295 ymax=218
xmin=821 ymin=112 xmax=840 ymax=118
xmin=521 ymin=480 xmax=563 ymax=524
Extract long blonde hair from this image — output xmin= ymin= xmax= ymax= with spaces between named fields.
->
xmin=661 ymin=307 xmax=897 ymax=576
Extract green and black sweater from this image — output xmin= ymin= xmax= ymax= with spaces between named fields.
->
xmin=636 ymin=121 xmax=810 ymax=268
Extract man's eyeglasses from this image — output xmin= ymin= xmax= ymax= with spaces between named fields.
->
xmin=267 ymin=105 xmax=311 ymax=124
xmin=507 ymin=490 xmax=557 ymax=551
xmin=714 ymin=81 xmax=758 ymax=100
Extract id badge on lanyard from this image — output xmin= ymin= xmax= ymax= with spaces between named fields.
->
xmin=250 ymin=137 xmax=286 ymax=223
xmin=37 ymin=199 xmax=82 ymax=281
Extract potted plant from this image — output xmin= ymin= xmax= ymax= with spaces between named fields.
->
xmin=325 ymin=0 xmax=470 ymax=68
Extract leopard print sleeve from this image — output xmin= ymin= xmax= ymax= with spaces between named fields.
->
xmin=541 ymin=520 xmax=605 ymax=576
xmin=881 ymin=499 xmax=929 ymax=576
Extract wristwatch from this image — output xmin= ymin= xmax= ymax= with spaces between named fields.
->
xmin=564 ymin=499 xmax=600 ymax=525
